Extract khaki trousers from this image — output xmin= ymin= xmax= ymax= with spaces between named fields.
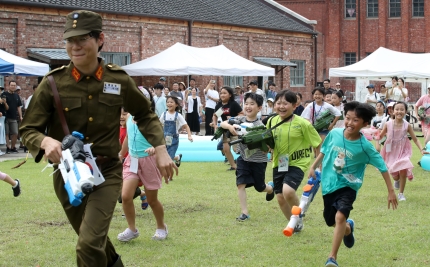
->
xmin=53 ymin=160 xmax=122 ymax=267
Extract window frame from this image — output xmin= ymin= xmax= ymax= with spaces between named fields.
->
xmin=345 ymin=0 xmax=357 ymax=18
xmin=223 ymin=76 xmax=243 ymax=88
xmin=100 ymin=52 xmax=131 ymax=66
xmin=412 ymin=0 xmax=424 ymax=17
xmin=289 ymin=60 xmax=306 ymax=87
xmin=367 ymin=0 xmax=379 ymax=18
xmin=344 ymin=53 xmax=356 ymax=66
xmin=389 ymin=0 xmax=401 ymax=18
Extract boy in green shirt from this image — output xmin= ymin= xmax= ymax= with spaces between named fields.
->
xmin=268 ymin=90 xmax=321 ymax=232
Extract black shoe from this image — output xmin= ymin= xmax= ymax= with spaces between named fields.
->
xmin=227 ymin=167 xmax=236 ymax=171
xmin=236 ymin=213 xmax=250 ymax=222
xmin=418 ymin=161 xmax=421 ymax=167
xmin=23 ymin=146 xmax=28 ymax=153
xmin=6 ymin=147 xmax=10 ymax=154
xmin=175 ymin=154 xmax=182 ymax=167
xmin=12 ymin=179 xmax=21 ymax=197
xmin=10 ymin=148 xmax=19 ymax=153
xmin=266 ymin=181 xmax=275 ymax=201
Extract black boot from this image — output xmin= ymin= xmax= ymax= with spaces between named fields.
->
xmin=109 ymin=255 xmax=124 ymax=267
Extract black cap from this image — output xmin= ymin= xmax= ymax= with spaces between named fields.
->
xmin=249 ymin=80 xmax=258 ymax=85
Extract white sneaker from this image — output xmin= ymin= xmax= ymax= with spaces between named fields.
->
xmin=117 ymin=228 xmax=139 ymax=242
xmin=394 ymin=180 xmax=399 ymax=190
xmin=0 ymin=151 xmax=4 ymax=156
xmin=152 ymin=224 xmax=168 ymax=240
xmin=398 ymin=193 xmax=406 ymax=201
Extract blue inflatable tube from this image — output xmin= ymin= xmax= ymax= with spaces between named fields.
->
xmin=176 ymin=135 xmax=239 ymax=162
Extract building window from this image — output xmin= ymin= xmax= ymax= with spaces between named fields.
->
xmin=290 ymin=60 xmax=305 ymax=86
xmin=389 ymin=0 xmax=401 ymax=17
xmin=345 ymin=0 xmax=356 ymax=18
xmin=344 ymin=53 xmax=356 ymax=66
xmin=412 ymin=0 xmax=424 ymax=17
xmin=223 ymin=76 xmax=243 ymax=88
xmin=100 ymin=52 xmax=131 ymax=66
xmin=367 ymin=0 xmax=378 ymax=17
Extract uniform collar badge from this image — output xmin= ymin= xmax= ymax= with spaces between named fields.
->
xmin=95 ymin=65 xmax=103 ymax=81
xmin=71 ymin=67 xmax=81 ymax=82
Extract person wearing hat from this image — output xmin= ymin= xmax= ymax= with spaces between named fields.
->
xmin=159 ymin=77 xmax=166 ymax=86
xmin=19 ymin=10 xmax=177 ymax=267
xmin=365 ymin=84 xmax=380 ymax=107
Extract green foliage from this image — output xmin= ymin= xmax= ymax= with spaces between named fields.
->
xmin=0 ymin=143 xmax=430 ymax=266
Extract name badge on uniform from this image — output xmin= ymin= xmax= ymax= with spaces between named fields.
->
xmin=278 ymin=154 xmax=289 ymax=172
xmin=130 ymin=156 xmax=138 ymax=174
xmin=103 ymin=82 xmax=121 ymax=95
xmin=165 ymin=135 xmax=173 ymax=146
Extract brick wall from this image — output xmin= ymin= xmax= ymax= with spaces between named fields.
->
xmin=0 ymin=4 xmax=316 ymax=102
xmin=279 ymin=0 xmax=430 ymax=100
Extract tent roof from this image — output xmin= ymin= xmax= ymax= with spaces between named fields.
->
xmin=329 ymin=47 xmax=430 ymax=79
xmin=122 ymin=43 xmax=275 ymax=77
xmin=0 ymin=49 xmax=50 ymax=76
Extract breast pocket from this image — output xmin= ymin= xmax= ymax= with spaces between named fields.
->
xmin=61 ymin=97 xmax=82 ymax=122
xmin=98 ymin=93 xmax=123 ymax=119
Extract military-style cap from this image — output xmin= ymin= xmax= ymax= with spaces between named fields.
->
xmin=63 ymin=10 xmax=102 ymax=39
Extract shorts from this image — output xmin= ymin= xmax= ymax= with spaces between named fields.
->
xmin=236 ymin=156 xmax=267 ymax=192
xmin=273 ymin=166 xmax=304 ymax=194
xmin=318 ymin=129 xmax=330 ymax=136
xmin=5 ymin=119 xmax=18 ymax=135
xmin=323 ymin=187 xmax=357 ymax=226
xmin=122 ymin=154 xmax=162 ymax=190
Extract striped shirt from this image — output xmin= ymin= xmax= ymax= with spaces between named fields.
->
xmin=235 ymin=116 xmax=269 ymax=163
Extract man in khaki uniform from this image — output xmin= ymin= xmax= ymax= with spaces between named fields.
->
xmin=20 ymin=10 xmax=177 ymax=267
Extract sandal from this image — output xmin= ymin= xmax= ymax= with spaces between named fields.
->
xmin=141 ymin=195 xmax=149 ymax=210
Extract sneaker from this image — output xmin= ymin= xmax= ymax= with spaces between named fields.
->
xmin=10 ymin=148 xmax=18 ymax=153
xmin=325 ymin=257 xmax=339 ymax=267
xmin=12 ymin=179 xmax=21 ymax=197
xmin=398 ymin=193 xmax=406 ymax=201
xmin=175 ymin=154 xmax=182 ymax=167
xmin=6 ymin=147 xmax=10 ymax=154
xmin=343 ymin=219 xmax=355 ymax=248
xmin=224 ymin=157 xmax=228 ymax=164
xmin=0 ymin=150 xmax=4 ymax=156
xmin=117 ymin=228 xmax=139 ymax=242
xmin=266 ymin=181 xmax=275 ymax=201
xmin=236 ymin=213 xmax=250 ymax=222
xmin=394 ymin=180 xmax=399 ymax=190
xmin=418 ymin=161 xmax=421 ymax=167
xmin=152 ymin=224 xmax=168 ymax=240
xmin=294 ymin=217 xmax=304 ymax=233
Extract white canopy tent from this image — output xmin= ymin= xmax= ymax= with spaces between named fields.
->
xmin=329 ymin=47 xmax=430 ymax=102
xmin=0 ymin=49 xmax=49 ymax=76
xmin=122 ymin=43 xmax=275 ymax=77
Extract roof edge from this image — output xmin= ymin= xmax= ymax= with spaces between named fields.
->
xmin=263 ymin=0 xmax=318 ymax=25
xmin=2 ymin=0 xmax=315 ymax=35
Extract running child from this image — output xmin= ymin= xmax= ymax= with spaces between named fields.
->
xmin=268 ymin=90 xmax=321 ymax=232
xmin=118 ymin=111 xmax=169 ymax=242
xmin=370 ymin=100 xmax=387 ymax=152
xmin=379 ymin=101 xmax=426 ymax=201
xmin=331 ymin=91 xmax=345 ymax=129
xmin=301 ymin=87 xmax=341 ymax=157
xmin=160 ymin=96 xmax=193 ymax=170
xmin=0 ymin=171 xmax=21 ymax=197
xmin=308 ymin=101 xmax=397 ymax=267
xmin=119 ymin=108 xmax=148 ymax=210
xmin=220 ymin=93 xmax=274 ymax=222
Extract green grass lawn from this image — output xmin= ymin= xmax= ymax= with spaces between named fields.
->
xmin=1 ymin=140 xmax=430 ymax=267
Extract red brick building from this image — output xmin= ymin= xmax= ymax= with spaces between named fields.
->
xmin=0 ymin=0 xmax=318 ymax=101
xmin=279 ymin=0 xmax=430 ymax=101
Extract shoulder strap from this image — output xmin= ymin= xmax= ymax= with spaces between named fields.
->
xmin=47 ymin=75 xmax=70 ymax=136
xmin=267 ymin=114 xmax=294 ymax=132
